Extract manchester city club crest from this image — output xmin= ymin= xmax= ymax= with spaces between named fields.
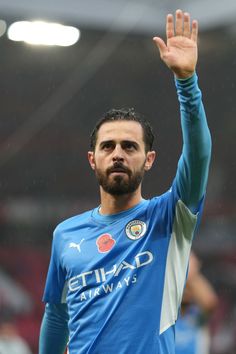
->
xmin=125 ymin=220 xmax=147 ymax=240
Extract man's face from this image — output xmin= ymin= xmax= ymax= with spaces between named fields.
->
xmin=88 ymin=121 xmax=155 ymax=196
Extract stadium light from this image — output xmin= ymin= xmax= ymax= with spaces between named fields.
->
xmin=7 ymin=21 xmax=80 ymax=47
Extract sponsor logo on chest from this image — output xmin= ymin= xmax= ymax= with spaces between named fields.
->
xmin=68 ymin=250 xmax=153 ymax=292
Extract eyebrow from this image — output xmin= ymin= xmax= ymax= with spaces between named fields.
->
xmin=99 ymin=140 xmax=139 ymax=148
xmin=122 ymin=140 xmax=139 ymax=149
xmin=99 ymin=140 xmax=114 ymax=147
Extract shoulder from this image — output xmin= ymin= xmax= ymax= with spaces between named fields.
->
xmin=142 ymin=189 xmax=173 ymax=222
xmin=54 ymin=209 xmax=93 ymax=235
xmin=149 ymin=188 xmax=173 ymax=208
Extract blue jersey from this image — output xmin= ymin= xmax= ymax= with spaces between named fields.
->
xmin=43 ymin=189 xmax=202 ymax=353
xmin=41 ymin=74 xmax=211 ymax=354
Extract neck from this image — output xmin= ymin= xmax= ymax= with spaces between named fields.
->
xmin=99 ymin=186 xmax=142 ymax=215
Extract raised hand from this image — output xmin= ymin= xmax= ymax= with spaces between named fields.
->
xmin=153 ymin=9 xmax=198 ymax=79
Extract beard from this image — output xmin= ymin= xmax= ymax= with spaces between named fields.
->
xmin=95 ymin=161 xmax=145 ymax=196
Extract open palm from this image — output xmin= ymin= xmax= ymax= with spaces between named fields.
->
xmin=153 ymin=10 xmax=198 ymax=79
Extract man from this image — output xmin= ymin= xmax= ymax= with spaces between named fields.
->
xmin=39 ymin=9 xmax=212 ymax=354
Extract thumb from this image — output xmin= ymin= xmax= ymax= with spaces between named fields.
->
xmin=153 ymin=37 xmax=168 ymax=58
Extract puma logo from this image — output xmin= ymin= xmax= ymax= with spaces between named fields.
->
xmin=69 ymin=239 xmax=85 ymax=253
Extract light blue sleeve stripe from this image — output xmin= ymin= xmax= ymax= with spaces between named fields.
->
xmin=174 ymin=73 xmax=212 ymax=213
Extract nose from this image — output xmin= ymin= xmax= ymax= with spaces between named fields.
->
xmin=112 ymin=144 xmax=124 ymax=162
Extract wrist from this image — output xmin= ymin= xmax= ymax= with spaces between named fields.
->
xmin=174 ymin=70 xmax=195 ymax=80
xmin=175 ymin=72 xmax=197 ymax=87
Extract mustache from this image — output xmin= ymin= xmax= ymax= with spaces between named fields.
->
xmin=106 ymin=162 xmax=131 ymax=176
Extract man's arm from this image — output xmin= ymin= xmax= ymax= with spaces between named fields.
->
xmin=39 ymin=303 xmax=69 ymax=354
xmin=175 ymin=72 xmax=211 ymax=212
xmin=154 ymin=10 xmax=211 ymax=213
xmin=39 ymin=226 xmax=70 ymax=354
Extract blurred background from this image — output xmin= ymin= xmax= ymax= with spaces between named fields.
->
xmin=0 ymin=0 xmax=235 ymax=353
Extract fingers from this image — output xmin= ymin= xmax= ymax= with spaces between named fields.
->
xmin=166 ymin=14 xmax=174 ymax=39
xmin=191 ymin=20 xmax=198 ymax=43
xmin=175 ymin=9 xmax=183 ymax=36
xmin=165 ymin=9 xmax=198 ymax=40
xmin=153 ymin=37 xmax=167 ymax=57
xmin=183 ymin=12 xmax=191 ymax=38
xmin=153 ymin=9 xmax=198 ymax=55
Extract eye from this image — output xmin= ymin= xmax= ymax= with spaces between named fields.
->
xmin=101 ymin=142 xmax=114 ymax=151
xmin=123 ymin=142 xmax=137 ymax=151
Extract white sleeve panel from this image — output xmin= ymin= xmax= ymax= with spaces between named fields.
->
xmin=61 ymin=282 xmax=68 ymax=304
xmin=159 ymin=200 xmax=198 ymax=334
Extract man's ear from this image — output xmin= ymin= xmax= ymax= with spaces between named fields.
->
xmin=88 ymin=151 xmax=96 ymax=170
xmin=144 ymin=151 xmax=156 ymax=171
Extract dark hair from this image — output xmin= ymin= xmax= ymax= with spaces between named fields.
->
xmin=90 ymin=108 xmax=154 ymax=152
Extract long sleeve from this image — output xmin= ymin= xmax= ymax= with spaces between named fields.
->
xmin=175 ymin=73 xmax=212 ymax=213
xmin=39 ymin=303 xmax=69 ymax=354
